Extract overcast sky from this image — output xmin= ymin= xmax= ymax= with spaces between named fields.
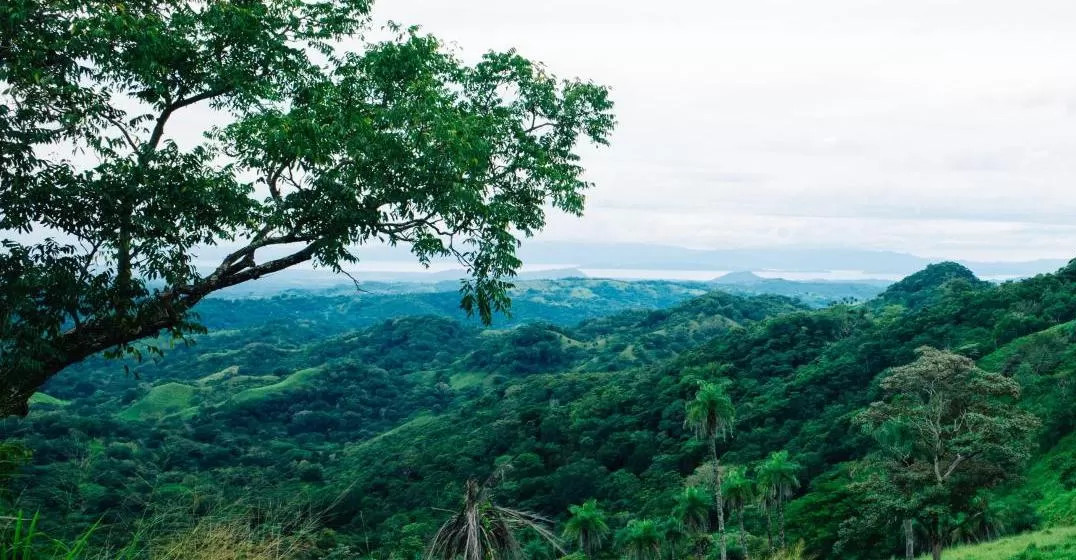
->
xmin=367 ymin=0 xmax=1076 ymax=261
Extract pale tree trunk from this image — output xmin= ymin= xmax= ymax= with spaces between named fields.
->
xmin=904 ymin=519 xmax=915 ymax=560
xmin=710 ymin=437 xmax=727 ymax=560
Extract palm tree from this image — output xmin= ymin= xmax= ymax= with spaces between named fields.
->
xmin=756 ymin=451 xmax=800 ymax=552
xmin=673 ymin=486 xmax=712 ymax=558
xmin=617 ymin=519 xmax=663 ymax=560
xmin=428 ymin=479 xmax=563 ymax=560
xmin=723 ymin=465 xmax=755 ymax=559
xmin=563 ymin=499 xmax=610 ymax=558
xmin=659 ymin=516 xmax=688 ymax=560
xmin=685 ymin=382 xmax=735 ymax=560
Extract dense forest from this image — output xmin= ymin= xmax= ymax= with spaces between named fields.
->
xmin=2 ymin=263 xmax=1075 ymax=559
xmin=6 ymin=1 xmax=1072 ymax=559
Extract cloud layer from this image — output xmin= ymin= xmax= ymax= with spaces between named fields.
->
xmin=373 ymin=0 xmax=1076 ymax=260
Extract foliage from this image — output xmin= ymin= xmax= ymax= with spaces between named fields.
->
xmin=428 ymin=479 xmax=562 ymax=560
xmin=3 ymin=261 xmax=1076 ymax=559
xmin=615 ymin=519 xmax=662 ymax=560
xmin=852 ymin=347 xmax=1040 ymax=559
xmin=0 ymin=0 xmax=615 ymax=416
xmin=562 ymin=500 xmax=610 ymax=557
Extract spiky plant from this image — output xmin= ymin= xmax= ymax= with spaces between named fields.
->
xmin=428 ymin=479 xmax=562 ymax=560
xmin=616 ymin=519 xmax=662 ymax=560
xmin=562 ymin=499 xmax=610 ymax=557
xmin=673 ymin=487 xmax=712 ymax=535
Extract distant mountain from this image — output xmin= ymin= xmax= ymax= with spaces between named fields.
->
xmin=710 ymin=270 xmax=887 ymax=303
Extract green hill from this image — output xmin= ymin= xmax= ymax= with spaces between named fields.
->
xmin=917 ymin=526 xmax=1076 ymax=560
xmin=3 ymin=262 xmax=1076 ymax=559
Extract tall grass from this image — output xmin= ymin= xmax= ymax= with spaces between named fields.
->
xmin=2 ymin=502 xmax=318 ymax=560
xmin=1 ymin=511 xmax=97 ymax=560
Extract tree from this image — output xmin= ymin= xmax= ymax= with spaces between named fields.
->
xmin=685 ymin=382 xmax=735 ymax=560
xmin=673 ymin=486 xmax=712 ymax=558
xmin=854 ymin=347 xmax=1039 ymax=560
xmin=756 ymin=451 xmax=800 ymax=552
xmin=723 ymin=465 xmax=754 ymax=559
xmin=428 ymin=479 xmax=563 ymax=560
xmin=616 ymin=519 xmax=662 ymax=560
xmin=563 ymin=499 xmax=610 ymax=558
xmin=0 ymin=1 xmax=614 ymax=417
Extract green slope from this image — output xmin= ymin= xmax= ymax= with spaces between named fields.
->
xmin=917 ymin=526 xmax=1076 ymax=560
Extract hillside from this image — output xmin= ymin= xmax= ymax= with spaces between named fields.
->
xmin=2 ymin=262 xmax=1075 ymax=559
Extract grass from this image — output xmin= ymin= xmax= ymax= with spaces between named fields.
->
xmin=1023 ymin=432 xmax=1076 ymax=526
xmin=27 ymin=394 xmax=68 ymax=408
xmin=449 ymin=371 xmax=485 ymax=389
xmin=0 ymin=511 xmax=97 ymax=560
xmin=345 ymin=413 xmax=437 ymax=453
xmin=918 ymin=526 xmax=1076 ymax=560
xmin=118 ymin=383 xmax=198 ymax=421
xmin=230 ymin=367 xmax=322 ymax=405
xmin=977 ymin=321 xmax=1075 ymax=372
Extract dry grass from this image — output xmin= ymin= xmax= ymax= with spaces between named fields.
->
xmin=110 ymin=501 xmax=320 ymax=560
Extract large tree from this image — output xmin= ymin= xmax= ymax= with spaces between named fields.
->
xmin=0 ymin=1 xmax=614 ymax=416
xmin=685 ymin=382 xmax=735 ymax=560
xmin=854 ymin=346 xmax=1039 ymax=560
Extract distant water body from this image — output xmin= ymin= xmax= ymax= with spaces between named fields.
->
xmin=579 ymin=268 xmax=1025 ymax=282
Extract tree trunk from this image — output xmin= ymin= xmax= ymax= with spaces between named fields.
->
xmin=0 ymin=242 xmax=319 ymax=418
xmin=778 ymin=497 xmax=787 ymax=550
xmin=904 ymin=519 xmax=915 ymax=560
xmin=765 ymin=502 xmax=774 ymax=553
xmin=931 ymin=539 xmax=942 ymax=560
xmin=710 ymin=437 xmax=727 ymax=560
xmin=738 ymin=506 xmax=749 ymax=560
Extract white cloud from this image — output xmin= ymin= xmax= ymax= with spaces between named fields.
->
xmin=367 ymin=0 xmax=1076 ymax=260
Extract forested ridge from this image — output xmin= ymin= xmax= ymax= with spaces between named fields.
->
xmin=2 ymin=263 xmax=1076 ymax=559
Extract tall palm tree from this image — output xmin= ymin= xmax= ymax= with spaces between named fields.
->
xmin=756 ymin=451 xmax=800 ymax=551
xmin=659 ymin=516 xmax=688 ymax=560
xmin=673 ymin=487 xmax=712 ymax=558
xmin=685 ymin=382 xmax=735 ymax=560
xmin=428 ymin=479 xmax=563 ymax=560
xmin=563 ymin=499 xmax=610 ymax=558
xmin=723 ymin=466 xmax=755 ymax=559
xmin=617 ymin=519 xmax=663 ymax=560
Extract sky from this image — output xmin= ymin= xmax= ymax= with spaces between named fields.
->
xmin=367 ymin=0 xmax=1076 ymax=261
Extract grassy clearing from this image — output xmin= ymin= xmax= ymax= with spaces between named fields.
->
xmin=919 ymin=526 xmax=1076 ymax=560
xmin=230 ymin=367 xmax=322 ymax=405
xmin=118 ymin=383 xmax=197 ymax=421
xmin=27 ymin=393 xmax=68 ymax=408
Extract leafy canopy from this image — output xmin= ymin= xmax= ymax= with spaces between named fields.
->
xmin=0 ymin=0 xmax=614 ymax=415
xmin=850 ymin=346 xmax=1040 ymax=556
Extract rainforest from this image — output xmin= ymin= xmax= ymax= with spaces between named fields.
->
xmin=3 ymin=265 xmax=1076 ymax=559
xmin=4 ymin=1 xmax=1076 ymax=559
